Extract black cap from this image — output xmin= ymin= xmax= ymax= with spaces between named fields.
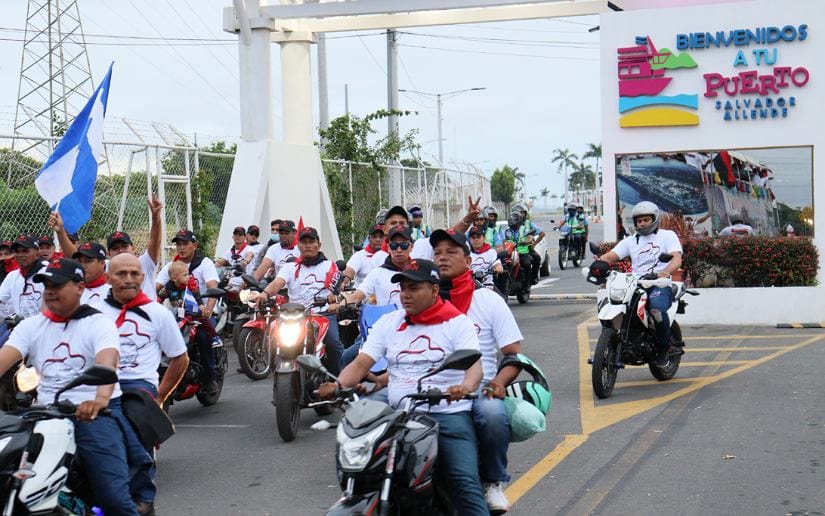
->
xmin=11 ymin=234 xmax=38 ymax=251
xmin=369 ymin=224 xmax=385 ymax=235
xmin=387 ymin=226 xmax=412 ymax=241
xmin=232 ymin=226 xmax=246 ymax=235
xmin=33 ymin=258 xmax=85 ymax=285
xmin=430 ymin=228 xmax=471 ymax=256
xmin=37 ymin=235 xmax=55 ymax=247
xmin=107 ymin=231 xmax=133 ymax=249
xmin=72 ymin=242 xmax=107 ymax=260
xmin=247 ymin=225 xmax=260 ymax=236
xmin=298 ymin=227 xmax=319 ymax=240
xmin=468 ymin=226 xmax=485 ymax=237
xmin=391 ymin=259 xmax=441 ymax=284
xmin=385 ymin=205 xmax=410 ymax=222
xmin=171 ymin=229 xmax=198 ymax=243
xmin=278 ymin=220 xmax=296 ymax=232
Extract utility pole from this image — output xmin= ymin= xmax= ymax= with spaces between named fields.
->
xmin=344 ymin=84 xmax=349 ymax=117
xmin=317 ymin=33 xmax=329 ymax=137
xmin=436 ymin=93 xmax=443 ymax=165
xmin=386 ymin=29 xmax=401 ymax=206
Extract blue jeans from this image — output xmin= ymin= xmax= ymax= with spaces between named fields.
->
xmin=120 ymin=379 xmax=159 ymax=504
xmin=340 ymin=334 xmax=364 ymax=369
xmin=72 ymin=397 xmax=146 ymax=515
xmin=429 ymin=412 xmax=488 ymax=516
xmin=323 ymin=314 xmax=343 ymax=376
xmin=648 ymin=286 xmax=674 ymax=350
xmin=472 ymin=394 xmax=511 ymax=483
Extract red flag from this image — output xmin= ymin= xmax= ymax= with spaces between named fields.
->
xmin=297 ymin=216 xmax=304 ymax=232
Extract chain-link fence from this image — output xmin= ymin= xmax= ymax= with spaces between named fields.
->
xmin=322 ymin=159 xmax=492 ymax=251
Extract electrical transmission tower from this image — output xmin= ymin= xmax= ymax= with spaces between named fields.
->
xmin=13 ymin=0 xmax=94 ymax=142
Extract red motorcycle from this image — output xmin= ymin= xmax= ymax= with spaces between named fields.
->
xmin=236 ymin=275 xmax=288 ymax=381
xmin=159 ymin=288 xmax=228 ymax=411
xmin=498 ymin=240 xmax=532 ymax=304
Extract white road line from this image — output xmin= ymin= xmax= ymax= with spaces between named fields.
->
xmin=533 ymin=278 xmax=560 ymax=289
xmin=175 ymin=424 xmax=251 ymax=429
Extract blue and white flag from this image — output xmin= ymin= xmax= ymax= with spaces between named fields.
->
xmin=183 ymin=288 xmax=201 ymax=315
xmin=35 ymin=63 xmax=113 ymax=234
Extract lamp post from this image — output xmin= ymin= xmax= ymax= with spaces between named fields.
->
xmin=398 ymin=87 xmax=486 ymax=165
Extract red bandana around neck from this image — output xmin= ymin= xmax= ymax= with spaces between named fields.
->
xmin=2 ymin=259 xmax=18 ymax=273
xmin=114 ymin=292 xmax=153 ymax=327
xmin=43 ymin=310 xmax=69 ymax=323
xmin=86 ymin=275 xmax=107 ymax=288
xmin=381 ymin=240 xmax=389 ymax=253
xmin=443 ymin=270 xmax=475 ymax=314
xmin=399 ymin=296 xmax=462 ymax=330
xmin=366 ymin=244 xmax=380 ymax=255
xmin=231 ymin=242 xmax=248 ymax=254
xmin=473 ymin=243 xmax=492 ymax=254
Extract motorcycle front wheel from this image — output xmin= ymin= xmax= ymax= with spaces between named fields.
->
xmin=558 ymin=243 xmax=568 ymax=270
xmin=275 ymin=372 xmax=301 ymax=442
xmin=649 ymin=321 xmax=683 ymax=381
xmin=592 ymin=328 xmax=619 ymax=399
xmin=238 ymin=327 xmax=271 ymax=381
xmin=570 ymin=242 xmax=582 ymax=268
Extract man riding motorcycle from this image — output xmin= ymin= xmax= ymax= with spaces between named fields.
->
xmin=593 ymin=201 xmax=683 ymax=368
xmin=498 ymin=211 xmax=542 ymax=285
xmin=482 ymin=206 xmax=503 ymax=247
xmin=319 ymin=259 xmax=488 ymax=515
xmin=254 ymin=220 xmax=300 ymax=282
xmin=0 ymin=235 xmax=48 ymax=319
xmin=564 ymin=203 xmax=589 ymax=257
xmin=408 ymin=205 xmax=432 ymax=241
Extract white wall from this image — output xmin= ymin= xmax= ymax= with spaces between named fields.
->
xmin=600 ymin=0 xmax=825 ymax=324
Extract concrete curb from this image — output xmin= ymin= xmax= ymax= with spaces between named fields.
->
xmin=529 ymin=294 xmax=597 ymax=300
xmin=776 ymin=322 xmax=825 ymax=329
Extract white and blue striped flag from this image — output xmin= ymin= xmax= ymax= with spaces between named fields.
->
xmin=35 ymin=63 xmax=113 ymax=234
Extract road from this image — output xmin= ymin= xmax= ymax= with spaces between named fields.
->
xmin=155 ymin=215 xmax=825 ymax=515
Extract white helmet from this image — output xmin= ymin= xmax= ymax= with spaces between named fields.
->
xmin=631 ymin=201 xmax=660 ymax=236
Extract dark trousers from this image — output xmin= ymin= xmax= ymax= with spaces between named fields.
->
xmin=194 ymin=326 xmax=217 ymax=382
xmin=119 ymin=379 xmax=159 ymax=504
xmin=322 ymin=314 xmax=343 ymax=376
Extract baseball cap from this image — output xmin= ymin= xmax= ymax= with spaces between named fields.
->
xmin=391 ymin=259 xmax=441 ymax=284
xmin=385 ymin=205 xmax=410 ymax=222
xmin=37 ymin=235 xmax=55 ymax=247
xmin=11 ymin=234 xmax=38 ymax=251
xmin=468 ymin=226 xmax=485 ymax=237
xmin=278 ymin=220 xmax=296 ymax=232
xmin=298 ymin=227 xmax=320 ymax=240
xmin=368 ymin=224 xmax=385 ymax=235
xmin=430 ymin=228 xmax=471 ymax=256
xmin=247 ymin=225 xmax=260 ymax=236
xmin=72 ymin=242 xmax=107 ymax=261
xmin=387 ymin=226 xmax=412 ymax=241
xmin=107 ymin=231 xmax=133 ymax=249
xmin=0 ymin=240 xmax=12 ymax=251
xmin=33 ymin=258 xmax=85 ymax=285
xmin=171 ymin=229 xmax=198 ymax=243
xmin=232 ymin=226 xmax=246 ymax=235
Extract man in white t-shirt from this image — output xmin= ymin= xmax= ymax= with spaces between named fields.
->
xmin=244 ymin=225 xmax=263 ymax=274
xmin=719 ymin=211 xmax=755 ymax=237
xmin=319 ymin=259 xmax=487 ymax=516
xmin=254 ymin=219 xmax=300 ymax=281
xmin=596 ymin=201 xmax=683 ymax=368
xmin=468 ymin=226 xmax=502 ymax=287
xmin=343 ymin=223 xmax=384 ymax=288
xmin=431 ymin=228 xmax=524 ymax=513
xmin=156 ymin=229 xmax=221 ymax=391
xmin=0 ymin=234 xmax=48 ymax=319
xmin=216 ymin=226 xmax=255 ymax=290
xmin=0 ymin=258 xmax=148 ymax=515
xmin=101 ymin=253 xmax=189 ymax=513
xmin=255 ymin=227 xmax=344 ymax=374
xmin=74 ymin=241 xmax=110 ymax=308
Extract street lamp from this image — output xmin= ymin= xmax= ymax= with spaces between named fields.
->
xmin=398 ymin=87 xmax=486 ymax=165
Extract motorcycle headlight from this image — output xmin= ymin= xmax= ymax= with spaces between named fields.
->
xmin=239 ymin=289 xmax=252 ymax=304
xmin=337 ymin=422 xmax=388 ymax=471
xmin=277 ymin=322 xmax=302 ymax=347
xmin=609 ymin=287 xmax=627 ymax=303
xmin=15 ymin=365 xmax=40 ymax=393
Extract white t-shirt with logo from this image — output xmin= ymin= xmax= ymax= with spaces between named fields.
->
xmin=361 ymin=309 xmax=480 ymax=414
xmin=469 ymin=248 xmax=499 ymax=282
xmin=276 ymin=259 xmax=337 ymax=312
xmin=358 ymin=265 xmax=403 ymax=308
xmin=410 ymin=238 xmax=434 ymax=260
xmin=245 ymin=242 xmax=263 ymax=274
xmin=264 ymin=244 xmax=300 ymax=275
xmin=7 ymin=312 xmax=123 ymax=405
xmin=98 ymin=300 xmax=187 ymax=386
xmin=611 ymin=229 xmax=683 ymax=277
xmin=346 ymin=248 xmax=379 ymax=287
xmin=80 ymin=283 xmax=111 ymax=309
xmin=466 ymin=288 xmax=524 ymax=383
xmin=0 ymin=269 xmax=44 ymax=318
xmin=719 ymin=224 xmax=755 ymax=237
xmin=156 ymin=256 xmax=220 ymax=292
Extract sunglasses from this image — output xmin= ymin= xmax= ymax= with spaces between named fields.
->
xmin=388 ymin=242 xmax=411 ymax=250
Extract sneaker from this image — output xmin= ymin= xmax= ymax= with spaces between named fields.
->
xmin=483 ymin=482 xmax=510 ymax=514
xmin=653 ymin=348 xmax=670 ymax=369
xmin=204 ymin=380 xmax=220 ymax=394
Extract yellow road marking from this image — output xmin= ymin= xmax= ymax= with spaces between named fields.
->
xmin=614 ymin=377 xmax=706 ymax=389
xmin=587 ymin=334 xmax=820 ymax=343
xmin=679 ymin=360 xmax=751 ymax=366
xmin=505 ymin=434 xmax=588 ymax=504
xmin=685 ymin=346 xmax=786 ymax=352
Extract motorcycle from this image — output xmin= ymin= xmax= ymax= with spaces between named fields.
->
xmin=299 ymin=349 xmax=482 ymax=516
xmin=159 ymin=287 xmax=229 ymax=410
xmin=217 ymin=254 xmax=248 ymax=341
xmin=271 ymin=261 xmax=348 ymax=442
xmin=473 ymin=263 xmax=506 ymax=301
xmin=1 ymin=365 xmax=120 ymax=515
xmin=583 ymin=242 xmax=699 ymax=399
xmin=234 ymin=274 xmax=288 ymax=381
xmin=499 ymin=240 xmax=532 ymax=304
xmin=556 ymin=224 xmax=583 ymax=270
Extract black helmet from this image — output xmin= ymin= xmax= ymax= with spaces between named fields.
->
xmin=512 ymin=203 xmax=527 ymax=216
xmin=508 ymin=212 xmax=523 ymax=228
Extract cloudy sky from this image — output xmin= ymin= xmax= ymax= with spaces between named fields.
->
xmin=0 ymin=1 xmax=604 ymax=201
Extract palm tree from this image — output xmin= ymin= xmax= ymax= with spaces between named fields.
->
xmin=582 ymin=143 xmax=602 ymax=216
xmin=569 ymin=162 xmax=595 ymax=201
xmin=551 ymin=148 xmax=578 ymax=205
xmin=513 ymin=169 xmax=526 ymax=199
xmin=539 ymin=187 xmax=551 ymax=213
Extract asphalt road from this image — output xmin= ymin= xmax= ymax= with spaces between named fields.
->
xmin=155 ymin=215 xmax=825 ymax=515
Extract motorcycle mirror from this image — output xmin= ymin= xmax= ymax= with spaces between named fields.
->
xmin=549 ymin=219 xmax=555 ymax=224
xmin=581 ymin=266 xmax=590 ymax=278
xmin=658 ymin=253 xmax=673 ymax=263
xmin=438 ymin=350 xmax=482 ymax=372
xmin=242 ymin=274 xmax=261 ymax=290
xmin=201 ymin=287 xmax=226 ymax=299
xmin=473 ymin=270 xmax=484 ymax=281
xmin=53 ymin=365 xmax=118 ymax=405
xmin=497 ymin=251 xmax=509 ymax=261
xmin=589 ymin=242 xmax=602 ymax=255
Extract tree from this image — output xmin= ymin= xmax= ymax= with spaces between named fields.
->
xmin=569 ymin=161 xmax=595 ymax=193
xmin=582 ymin=142 xmax=602 ymax=216
xmin=539 ymin=187 xmax=551 ymax=213
xmin=551 ymin=148 xmax=578 ymax=205
xmin=490 ymin=164 xmax=517 ymax=213
xmin=513 ymin=169 xmax=526 ymax=199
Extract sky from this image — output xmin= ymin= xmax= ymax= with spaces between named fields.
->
xmin=0 ymin=0 xmax=604 ymax=203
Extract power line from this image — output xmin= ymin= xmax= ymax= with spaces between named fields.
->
xmin=399 ymin=43 xmax=598 ymax=62
xmin=397 ymin=30 xmax=599 ymax=49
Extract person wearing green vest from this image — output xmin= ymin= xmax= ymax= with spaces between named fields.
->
xmin=563 ymin=203 xmax=589 ymax=258
xmin=499 ymin=210 xmax=544 ymax=285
